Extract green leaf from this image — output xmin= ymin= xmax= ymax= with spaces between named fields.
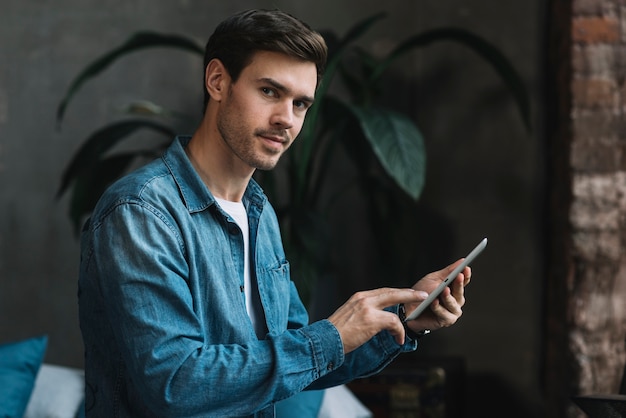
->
xmin=371 ymin=27 xmax=531 ymax=130
xmin=349 ymin=106 xmax=426 ymax=200
xmin=338 ymin=12 xmax=387 ymax=47
xmin=57 ymin=31 xmax=203 ymax=125
xmin=121 ymin=100 xmax=170 ymax=117
xmin=295 ymin=13 xmax=387 ymax=203
xmin=335 ymin=46 xmax=381 ymax=104
xmin=57 ymin=119 xmax=173 ymax=198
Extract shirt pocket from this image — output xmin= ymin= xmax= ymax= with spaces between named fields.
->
xmin=258 ymin=260 xmax=291 ymax=333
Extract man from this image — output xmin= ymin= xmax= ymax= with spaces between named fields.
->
xmin=78 ymin=9 xmax=471 ymax=417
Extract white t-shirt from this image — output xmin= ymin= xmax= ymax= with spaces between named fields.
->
xmin=214 ymin=197 xmax=265 ymax=338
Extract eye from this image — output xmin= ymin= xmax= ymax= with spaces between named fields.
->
xmin=293 ymin=100 xmax=312 ymax=112
xmin=261 ymin=87 xmax=276 ymax=97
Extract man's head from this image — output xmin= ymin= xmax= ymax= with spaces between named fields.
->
xmin=202 ymin=9 xmax=327 ymax=111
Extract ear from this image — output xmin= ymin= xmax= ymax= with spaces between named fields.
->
xmin=205 ymin=58 xmax=229 ymax=102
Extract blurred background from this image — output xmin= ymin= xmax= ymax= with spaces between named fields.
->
xmin=1 ymin=1 xmax=608 ymax=417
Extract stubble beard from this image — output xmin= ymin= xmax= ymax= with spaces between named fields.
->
xmin=217 ymin=113 xmax=291 ymax=172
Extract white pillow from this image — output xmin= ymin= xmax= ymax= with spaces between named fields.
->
xmin=24 ymin=363 xmax=84 ymax=418
xmin=317 ymin=385 xmax=372 ymax=418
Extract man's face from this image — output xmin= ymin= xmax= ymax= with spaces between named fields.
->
xmin=216 ymin=50 xmax=317 ymax=171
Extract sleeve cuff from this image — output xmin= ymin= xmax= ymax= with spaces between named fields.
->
xmin=299 ymin=319 xmax=345 ymax=378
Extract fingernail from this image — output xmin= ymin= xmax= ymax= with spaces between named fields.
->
xmin=417 ymin=291 xmax=429 ymax=299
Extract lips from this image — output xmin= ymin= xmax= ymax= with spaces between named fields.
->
xmin=257 ymin=130 xmax=288 ymax=143
xmin=260 ymin=134 xmax=285 ymax=144
xmin=257 ymin=131 xmax=290 ymax=151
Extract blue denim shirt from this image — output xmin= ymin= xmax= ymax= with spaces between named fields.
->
xmin=78 ymin=136 xmax=417 ymax=417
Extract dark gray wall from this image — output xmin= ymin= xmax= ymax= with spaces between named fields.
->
xmin=0 ymin=0 xmax=544 ymax=416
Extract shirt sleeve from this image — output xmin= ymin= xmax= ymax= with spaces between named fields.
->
xmin=307 ymin=304 xmax=418 ymax=390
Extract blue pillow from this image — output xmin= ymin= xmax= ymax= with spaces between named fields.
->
xmin=0 ymin=335 xmax=48 ymax=418
xmin=276 ymin=389 xmax=324 ymax=418
xmin=76 ymin=399 xmax=86 ymax=418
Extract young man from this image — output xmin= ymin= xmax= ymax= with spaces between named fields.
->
xmin=78 ymin=9 xmax=471 ymax=417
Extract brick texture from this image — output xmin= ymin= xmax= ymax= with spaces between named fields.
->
xmin=572 ymin=77 xmax=619 ymax=108
xmin=566 ymin=1 xmax=626 ymax=417
xmin=572 ymin=16 xmax=620 ymax=43
xmin=573 ymin=0 xmax=620 ymax=15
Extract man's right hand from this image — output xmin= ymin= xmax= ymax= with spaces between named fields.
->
xmin=327 ymin=288 xmax=428 ymax=353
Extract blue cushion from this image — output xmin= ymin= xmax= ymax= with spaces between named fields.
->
xmin=276 ymin=389 xmax=324 ymax=418
xmin=76 ymin=399 xmax=86 ymax=418
xmin=0 ymin=335 xmax=48 ymax=418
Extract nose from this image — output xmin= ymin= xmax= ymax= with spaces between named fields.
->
xmin=270 ymin=101 xmax=294 ymax=129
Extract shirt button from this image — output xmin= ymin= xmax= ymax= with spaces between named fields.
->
xmin=327 ymin=362 xmax=334 ymax=371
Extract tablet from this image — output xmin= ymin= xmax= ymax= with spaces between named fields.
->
xmin=404 ymin=238 xmax=487 ymax=322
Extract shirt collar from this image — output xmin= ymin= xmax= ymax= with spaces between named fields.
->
xmin=163 ymin=136 xmax=267 ymax=213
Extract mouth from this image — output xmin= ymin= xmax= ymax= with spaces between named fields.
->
xmin=260 ymin=134 xmax=285 ymax=144
xmin=257 ymin=131 xmax=290 ymax=150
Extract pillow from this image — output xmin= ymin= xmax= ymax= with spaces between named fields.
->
xmin=23 ymin=363 xmax=85 ymax=418
xmin=318 ymin=385 xmax=373 ymax=418
xmin=0 ymin=335 xmax=48 ymax=418
xmin=276 ymin=389 xmax=324 ymax=418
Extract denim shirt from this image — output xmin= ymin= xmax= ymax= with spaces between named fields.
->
xmin=78 ymin=136 xmax=417 ymax=418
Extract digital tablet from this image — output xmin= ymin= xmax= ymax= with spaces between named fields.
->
xmin=404 ymin=238 xmax=487 ymax=322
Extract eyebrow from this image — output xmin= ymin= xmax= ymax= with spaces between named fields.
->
xmin=259 ymin=77 xmax=315 ymax=106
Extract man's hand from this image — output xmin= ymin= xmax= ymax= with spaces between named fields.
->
xmin=327 ymin=288 xmax=428 ymax=354
xmin=405 ymin=259 xmax=472 ymax=334
xmin=327 ymin=261 xmax=472 ymax=354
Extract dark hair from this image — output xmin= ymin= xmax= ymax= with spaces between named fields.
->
xmin=202 ymin=9 xmax=327 ymax=111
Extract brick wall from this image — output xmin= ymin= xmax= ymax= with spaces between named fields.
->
xmin=547 ymin=0 xmax=626 ymax=416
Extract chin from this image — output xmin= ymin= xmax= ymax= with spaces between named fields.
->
xmin=251 ymin=154 xmax=282 ymax=171
xmin=254 ymin=162 xmax=279 ymax=171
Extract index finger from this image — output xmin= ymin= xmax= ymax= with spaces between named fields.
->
xmin=361 ymin=287 xmax=428 ymax=308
